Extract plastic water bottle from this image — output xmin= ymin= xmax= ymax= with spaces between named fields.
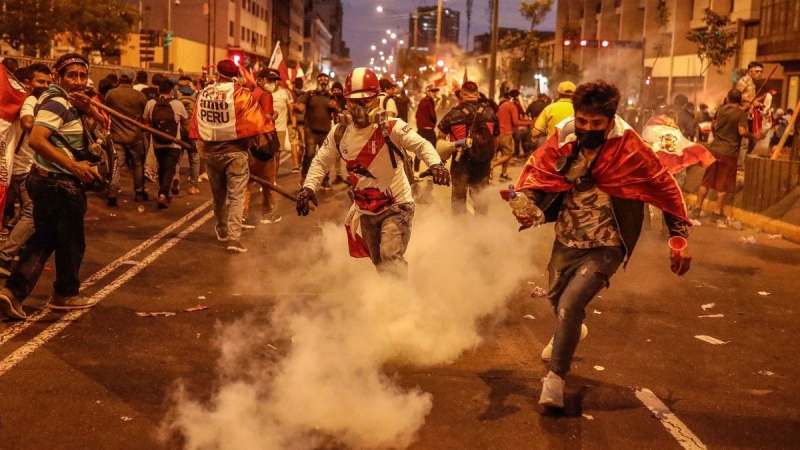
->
xmin=508 ymin=185 xmax=543 ymax=226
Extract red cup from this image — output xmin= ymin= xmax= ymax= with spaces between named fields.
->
xmin=668 ymin=236 xmax=687 ymax=266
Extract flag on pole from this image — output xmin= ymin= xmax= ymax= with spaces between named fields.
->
xmin=298 ymin=62 xmax=307 ymax=82
xmin=463 ymin=67 xmax=468 ymax=83
xmin=0 ymin=65 xmax=27 ymax=211
xmin=269 ymin=41 xmax=290 ymax=89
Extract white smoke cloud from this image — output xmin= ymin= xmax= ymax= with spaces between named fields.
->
xmin=164 ymin=195 xmax=542 ymax=449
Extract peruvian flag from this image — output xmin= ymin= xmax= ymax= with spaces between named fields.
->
xmin=642 ymin=115 xmax=715 ymax=174
xmin=0 ymin=65 xmax=28 ymax=211
xmin=295 ymin=62 xmax=306 ymax=83
xmin=269 ymin=41 xmax=290 ymax=89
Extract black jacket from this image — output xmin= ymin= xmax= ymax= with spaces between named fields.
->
xmin=523 ymin=189 xmax=689 ymax=266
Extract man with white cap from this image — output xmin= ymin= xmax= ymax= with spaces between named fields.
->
xmin=296 ymin=67 xmax=450 ymax=277
xmin=532 ymin=81 xmax=576 ymax=140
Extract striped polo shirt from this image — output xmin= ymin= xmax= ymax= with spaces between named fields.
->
xmin=33 ymin=84 xmax=85 ymax=175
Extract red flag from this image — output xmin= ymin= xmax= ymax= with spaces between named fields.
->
xmin=433 ymin=71 xmax=447 ymax=87
xmin=463 ymin=67 xmax=468 ymax=83
xmin=516 ymin=118 xmax=690 ymax=224
xmin=0 ymin=65 xmax=28 ymax=212
xmin=269 ymin=41 xmax=290 ymax=89
xmin=642 ymin=115 xmax=716 ymax=174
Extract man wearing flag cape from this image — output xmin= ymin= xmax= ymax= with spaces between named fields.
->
xmin=510 ymin=81 xmax=693 ymax=409
xmin=190 ymin=59 xmax=271 ymax=253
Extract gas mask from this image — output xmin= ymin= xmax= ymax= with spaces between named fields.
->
xmin=339 ymin=99 xmax=386 ymax=128
xmin=574 ymin=127 xmax=607 ymax=150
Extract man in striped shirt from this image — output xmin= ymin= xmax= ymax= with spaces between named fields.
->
xmin=0 ymin=53 xmax=105 ymax=320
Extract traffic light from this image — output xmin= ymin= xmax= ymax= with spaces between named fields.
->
xmin=164 ymin=31 xmax=173 ymax=47
xmin=563 ymin=39 xmax=572 ymax=46
xmin=580 ymin=39 xmax=588 ymax=47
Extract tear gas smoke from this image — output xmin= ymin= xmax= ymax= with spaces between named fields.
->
xmin=165 ymin=199 xmax=541 ymax=449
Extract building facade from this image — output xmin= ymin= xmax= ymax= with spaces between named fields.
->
xmin=408 ymin=7 xmax=460 ymax=54
xmin=552 ymin=0 xmax=782 ymax=111
xmin=304 ymin=15 xmax=332 ymax=75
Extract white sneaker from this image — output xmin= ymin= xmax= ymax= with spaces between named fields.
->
xmin=539 ymin=371 xmax=565 ymax=408
xmin=541 ymin=323 xmax=588 ymax=361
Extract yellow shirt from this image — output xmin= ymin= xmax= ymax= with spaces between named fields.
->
xmin=534 ymin=98 xmax=574 ymax=138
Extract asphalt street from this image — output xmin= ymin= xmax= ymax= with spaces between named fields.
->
xmin=0 ymin=153 xmax=798 ymax=450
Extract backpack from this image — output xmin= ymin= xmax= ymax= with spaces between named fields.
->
xmin=178 ymin=94 xmax=196 ymax=140
xmin=460 ymin=105 xmax=495 ymax=163
xmin=151 ymin=97 xmax=179 ymax=145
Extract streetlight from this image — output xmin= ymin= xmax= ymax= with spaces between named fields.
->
xmin=376 ymin=6 xmax=383 ymax=12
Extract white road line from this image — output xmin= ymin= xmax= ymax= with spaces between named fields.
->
xmin=0 ymin=201 xmax=212 ymax=347
xmin=635 ymin=388 xmax=708 ymax=450
xmin=0 ymin=210 xmax=214 ymax=377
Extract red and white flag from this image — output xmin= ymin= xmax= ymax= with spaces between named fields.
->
xmin=0 ymin=65 xmax=28 ymax=211
xmin=295 ymin=61 xmax=306 ymax=82
xmin=269 ymin=41 xmax=290 ymax=89
xmin=642 ymin=115 xmax=715 ymax=174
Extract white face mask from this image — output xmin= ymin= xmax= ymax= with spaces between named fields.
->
xmin=264 ymin=81 xmax=277 ymax=93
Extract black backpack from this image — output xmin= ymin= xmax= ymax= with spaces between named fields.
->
xmin=151 ymin=97 xmax=179 ymax=145
xmin=461 ymin=105 xmax=495 ymax=163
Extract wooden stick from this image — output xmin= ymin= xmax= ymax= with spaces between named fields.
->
xmin=770 ymin=99 xmax=800 ymax=160
xmin=249 ymin=174 xmax=316 ymax=210
xmin=90 ymin=100 xmax=191 ymax=149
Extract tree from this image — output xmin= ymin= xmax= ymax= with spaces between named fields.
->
xmin=686 ymin=8 xmax=738 ymax=75
xmin=498 ymin=0 xmax=553 ymax=88
xmin=64 ymin=0 xmax=140 ymax=57
xmin=0 ymin=0 xmax=65 ymax=56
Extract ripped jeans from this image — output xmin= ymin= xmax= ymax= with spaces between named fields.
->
xmin=546 ymin=241 xmax=625 ymax=377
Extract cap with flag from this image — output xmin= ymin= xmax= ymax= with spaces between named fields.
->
xmin=0 ymin=65 xmax=29 ymax=211
xmin=269 ymin=41 xmax=290 ymax=89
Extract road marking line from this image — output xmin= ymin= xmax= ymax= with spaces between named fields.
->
xmin=635 ymin=388 xmax=708 ymax=450
xmin=0 ymin=210 xmax=213 ymax=377
xmin=0 ymin=202 xmax=210 ymax=348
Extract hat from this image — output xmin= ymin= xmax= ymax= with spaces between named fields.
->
xmin=425 ymin=85 xmax=439 ymax=92
xmin=265 ymin=68 xmax=281 ymax=81
xmin=379 ymin=78 xmax=396 ymax=91
xmin=178 ymin=85 xmax=195 ymax=96
xmin=317 ymin=72 xmax=330 ymax=79
xmin=557 ymin=81 xmax=576 ymax=95
xmin=119 ymin=68 xmax=136 ymax=81
xmin=216 ymin=59 xmax=239 ymax=78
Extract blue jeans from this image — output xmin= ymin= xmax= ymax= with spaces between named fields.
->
xmin=203 ymin=146 xmax=249 ymax=241
xmin=0 ymin=172 xmax=35 ymax=262
xmin=546 ymin=241 xmax=624 ymax=377
xmin=111 ymin=139 xmax=146 ymax=194
xmin=359 ymin=203 xmax=415 ymax=277
xmin=5 ymin=170 xmax=86 ymax=301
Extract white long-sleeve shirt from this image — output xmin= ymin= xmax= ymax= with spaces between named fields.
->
xmin=304 ymin=118 xmax=441 ymax=214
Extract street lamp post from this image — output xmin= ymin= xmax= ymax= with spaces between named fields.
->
xmin=488 ymin=0 xmax=499 ymax=100
xmin=164 ymin=0 xmax=171 ymax=71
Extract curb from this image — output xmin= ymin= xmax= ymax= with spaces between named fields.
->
xmin=684 ymin=194 xmax=800 ymax=246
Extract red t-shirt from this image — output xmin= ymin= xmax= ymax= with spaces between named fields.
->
xmin=252 ymin=86 xmax=276 ymax=132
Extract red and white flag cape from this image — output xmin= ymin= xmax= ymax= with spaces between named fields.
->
xmin=189 ymin=82 xmax=269 ymax=141
xmin=269 ymin=41 xmax=290 ymax=89
xmin=0 ymin=65 xmax=28 ymax=211
xmin=642 ymin=115 xmax=715 ymax=174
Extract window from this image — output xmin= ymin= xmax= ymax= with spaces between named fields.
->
xmin=230 ymin=21 xmax=234 ymax=37
xmin=242 ymin=26 xmax=245 ymax=40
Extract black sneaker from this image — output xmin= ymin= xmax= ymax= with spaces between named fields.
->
xmin=499 ymin=173 xmax=512 ymax=181
xmin=157 ymin=194 xmax=169 ymax=209
xmin=226 ymin=240 xmax=248 ymax=253
xmin=0 ymin=288 xmax=26 ymax=320
xmin=171 ymin=178 xmax=180 ymax=195
xmin=214 ymin=225 xmax=229 ymax=242
xmin=134 ymin=191 xmax=149 ymax=202
xmin=47 ymin=293 xmax=98 ymax=310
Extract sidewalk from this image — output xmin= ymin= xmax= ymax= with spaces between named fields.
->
xmin=685 ymin=193 xmax=800 ymax=246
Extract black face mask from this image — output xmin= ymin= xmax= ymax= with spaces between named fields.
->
xmin=575 ymin=127 xmax=607 ymax=150
xmin=32 ymin=86 xmax=49 ymax=98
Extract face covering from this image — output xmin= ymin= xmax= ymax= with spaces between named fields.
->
xmin=318 ymin=80 xmax=329 ymax=90
xmin=32 ymin=86 xmax=49 ymax=98
xmin=264 ymin=81 xmax=277 ymax=93
xmin=575 ymin=127 xmax=607 ymax=150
